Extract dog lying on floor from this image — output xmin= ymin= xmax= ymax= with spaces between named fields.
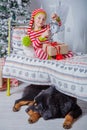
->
xmin=13 ymin=84 xmax=82 ymax=129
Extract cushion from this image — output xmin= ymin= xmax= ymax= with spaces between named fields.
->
xmin=11 ymin=26 xmax=28 ymax=54
xmin=11 ymin=26 xmax=35 ymax=57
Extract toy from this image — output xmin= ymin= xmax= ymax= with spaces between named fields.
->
xmin=22 ymin=36 xmax=31 ymax=47
xmin=50 ymin=19 xmax=63 ymax=42
xmin=56 ymin=54 xmax=64 ymax=60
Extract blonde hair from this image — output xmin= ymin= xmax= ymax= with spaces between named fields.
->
xmin=34 ymin=12 xmax=47 ymax=19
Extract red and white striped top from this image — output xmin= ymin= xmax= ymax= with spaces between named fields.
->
xmin=27 ymin=26 xmax=49 ymax=50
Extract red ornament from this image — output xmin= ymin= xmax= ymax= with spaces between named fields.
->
xmin=56 ymin=54 xmax=64 ymax=60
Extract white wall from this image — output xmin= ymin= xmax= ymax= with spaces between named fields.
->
xmin=24 ymin=0 xmax=87 ymax=53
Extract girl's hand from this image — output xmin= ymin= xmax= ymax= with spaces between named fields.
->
xmin=51 ymin=13 xmax=58 ymax=21
xmin=51 ymin=13 xmax=62 ymax=26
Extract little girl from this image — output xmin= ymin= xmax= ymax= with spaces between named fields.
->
xmin=27 ymin=8 xmax=62 ymax=60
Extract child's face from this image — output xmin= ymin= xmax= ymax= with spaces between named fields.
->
xmin=34 ymin=13 xmax=46 ymax=28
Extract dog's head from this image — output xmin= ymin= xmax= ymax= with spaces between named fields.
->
xmin=26 ymin=87 xmax=60 ymax=120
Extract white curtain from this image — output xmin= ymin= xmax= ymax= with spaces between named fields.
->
xmin=66 ymin=0 xmax=87 ymax=53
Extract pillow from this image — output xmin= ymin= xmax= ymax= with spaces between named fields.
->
xmin=11 ymin=26 xmax=35 ymax=57
xmin=23 ymin=46 xmax=35 ymax=57
xmin=11 ymin=26 xmax=28 ymax=54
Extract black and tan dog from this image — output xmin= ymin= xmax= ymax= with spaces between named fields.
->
xmin=13 ymin=84 xmax=82 ymax=129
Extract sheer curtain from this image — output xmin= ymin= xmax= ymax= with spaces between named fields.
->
xmin=66 ymin=0 xmax=87 ymax=53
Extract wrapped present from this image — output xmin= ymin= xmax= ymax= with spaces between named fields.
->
xmin=10 ymin=78 xmax=19 ymax=87
xmin=0 ymin=78 xmax=19 ymax=91
xmin=43 ymin=42 xmax=68 ymax=56
xmin=3 ymin=78 xmax=19 ymax=87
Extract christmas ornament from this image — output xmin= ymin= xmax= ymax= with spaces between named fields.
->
xmin=56 ymin=54 xmax=64 ymax=60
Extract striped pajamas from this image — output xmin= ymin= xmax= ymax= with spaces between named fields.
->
xmin=27 ymin=27 xmax=49 ymax=60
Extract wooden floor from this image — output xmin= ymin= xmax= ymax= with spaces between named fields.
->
xmin=0 ymin=83 xmax=87 ymax=130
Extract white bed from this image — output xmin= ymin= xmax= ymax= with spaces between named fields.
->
xmin=2 ymin=18 xmax=87 ymax=101
xmin=2 ymin=53 xmax=87 ymax=101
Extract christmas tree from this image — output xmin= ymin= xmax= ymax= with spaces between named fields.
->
xmin=0 ymin=0 xmax=31 ymax=58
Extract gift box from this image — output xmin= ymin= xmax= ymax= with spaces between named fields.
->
xmin=43 ymin=42 xmax=68 ymax=56
xmin=0 ymin=78 xmax=19 ymax=91
xmin=10 ymin=78 xmax=19 ymax=87
xmin=3 ymin=78 xmax=19 ymax=87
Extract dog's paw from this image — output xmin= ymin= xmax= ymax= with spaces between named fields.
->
xmin=63 ymin=121 xmax=72 ymax=129
xmin=28 ymin=118 xmax=37 ymax=124
xmin=12 ymin=106 xmax=20 ymax=112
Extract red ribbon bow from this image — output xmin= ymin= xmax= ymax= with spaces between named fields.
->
xmin=50 ymin=42 xmax=58 ymax=46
